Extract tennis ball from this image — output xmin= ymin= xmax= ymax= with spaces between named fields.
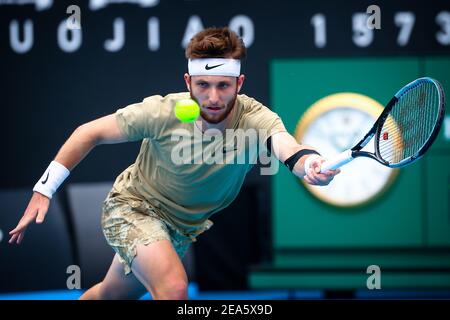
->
xmin=174 ymin=99 xmax=200 ymax=123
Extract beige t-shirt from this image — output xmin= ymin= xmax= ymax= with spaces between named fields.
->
xmin=111 ymin=92 xmax=287 ymax=235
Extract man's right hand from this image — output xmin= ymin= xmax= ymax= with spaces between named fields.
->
xmin=8 ymin=192 xmax=50 ymax=245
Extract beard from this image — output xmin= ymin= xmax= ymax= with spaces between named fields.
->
xmin=190 ymin=91 xmax=237 ymax=124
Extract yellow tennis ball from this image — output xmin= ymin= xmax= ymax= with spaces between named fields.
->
xmin=174 ymin=99 xmax=200 ymax=123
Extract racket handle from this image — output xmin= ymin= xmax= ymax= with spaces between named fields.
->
xmin=320 ymin=150 xmax=354 ymax=172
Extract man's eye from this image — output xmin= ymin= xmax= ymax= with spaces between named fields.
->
xmin=198 ymin=82 xmax=208 ymax=88
xmin=219 ymin=83 xmax=229 ymax=89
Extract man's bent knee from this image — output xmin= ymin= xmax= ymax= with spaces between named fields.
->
xmin=153 ymin=279 xmax=188 ymax=300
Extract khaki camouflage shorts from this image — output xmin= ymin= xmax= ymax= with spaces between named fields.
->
xmin=101 ymin=194 xmax=212 ymax=275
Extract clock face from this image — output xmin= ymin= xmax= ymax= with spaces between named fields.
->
xmin=295 ymin=93 xmax=399 ymax=207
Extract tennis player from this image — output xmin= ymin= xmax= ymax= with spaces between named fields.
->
xmin=9 ymin=27 xmax=339 ymax=300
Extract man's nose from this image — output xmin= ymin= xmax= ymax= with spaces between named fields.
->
xmin=208 ymin=88 xmax=220 ymax=104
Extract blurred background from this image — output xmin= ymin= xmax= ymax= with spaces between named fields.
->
xmin=1 ymin=0 xmax=450 ymax=299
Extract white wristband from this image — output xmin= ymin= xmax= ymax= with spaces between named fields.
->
xmin=33 ymin=161 xmax=70 ymax=199
xmin=304 ymin=154 xmax=321 ymax=175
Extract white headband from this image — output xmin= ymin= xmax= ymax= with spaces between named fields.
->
xmin=188 ymin=58 xmax=241 ymax=77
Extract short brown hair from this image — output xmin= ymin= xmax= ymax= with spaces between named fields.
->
xmin=185 ymin=27 xmax=247 ymax=60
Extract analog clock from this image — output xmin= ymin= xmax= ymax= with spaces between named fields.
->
xmin=295 ymin=93 xmax=399 ymax=207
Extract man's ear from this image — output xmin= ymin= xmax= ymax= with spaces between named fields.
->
xmin=184 ymin=73 xmax=191 ymax=91
xmin=237 ymin=74 xmax=245 ymax=93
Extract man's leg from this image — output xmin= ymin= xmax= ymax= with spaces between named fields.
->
xmin=79 ymin=254 xmax=146 ymax=300
xmin=80 ymin=239 xmax=188 ymax=300
xmin=131 ymin=240 xmax=188 ymax=300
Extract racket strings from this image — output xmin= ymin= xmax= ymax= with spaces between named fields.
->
xmin=379 ymin=83 xmax=437 ymax=162
xmin=379 ymin=85 xmax=433 ymax=161
xmin=378 ymin=82 xmax=440 ymax=164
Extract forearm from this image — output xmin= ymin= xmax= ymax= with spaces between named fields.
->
xmin=270 ymin=132 xmax=320 ymax=178
xmin=54 ymin=125 xmax=98 ymax=171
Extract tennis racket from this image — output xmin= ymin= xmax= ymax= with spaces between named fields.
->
xmin=320 ymin=77 xmax=445 ymax=172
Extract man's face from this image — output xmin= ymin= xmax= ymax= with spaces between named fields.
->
xmin=184 ymin=74 xmax=245 ymax=124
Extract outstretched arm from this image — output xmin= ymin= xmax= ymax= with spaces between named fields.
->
xmin=9 ymin=113 xmax=128 ymax=244
xmin=269 ymin=131 xmax=340 ymax=185
xmin=55 ymin=114 xmax=128 ymax=170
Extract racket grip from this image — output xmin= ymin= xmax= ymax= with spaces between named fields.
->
xmin=320 ymin=150 xmax=354 ymax=172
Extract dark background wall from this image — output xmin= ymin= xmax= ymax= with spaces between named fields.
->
xmin=1 ymin=0 xmax=449 ymax=292
xmin=2 ymin=0 xmax=449 ymax=188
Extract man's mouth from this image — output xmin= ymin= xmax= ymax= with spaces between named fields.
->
xmin=205 ymin=106 xmax=222 ymax=113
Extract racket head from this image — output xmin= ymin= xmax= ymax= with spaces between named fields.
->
xmin=374 ymin=77 xmax=445 ymax=168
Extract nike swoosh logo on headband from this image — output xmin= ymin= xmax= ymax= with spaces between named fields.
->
xmin=205 ymin=63 xmax=225 ymax=70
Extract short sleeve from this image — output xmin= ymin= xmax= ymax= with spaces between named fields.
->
xmin=115 ymin=95 xmax=164 ymax=141
xmin=241 ymin=97 xmax=287 ymax=144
